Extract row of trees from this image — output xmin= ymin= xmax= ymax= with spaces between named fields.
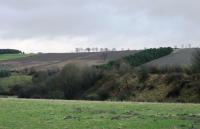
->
xmin=124 ymin=47 xmax=174 ymax=67
xmin=98 ymin=47 xmax=174 ymax=69
xmin=14 ymin=64 xmax=102 ymax=99
xmin=4 ymin=48 xmax=200 ymax=102
xmin=0 ymin=49 xmax=22 ymax=54
xmin=74 ymin=48 xmax=127 ymax=53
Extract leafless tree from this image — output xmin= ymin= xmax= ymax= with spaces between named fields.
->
xmin=91 ymin=48 xmax=96 ymax=52
xmin=100 ymin=48 xmax=104 ymax=52
xmin=85 ymin=48 xmax=91 ymax=52
xmin=189 ymin=44 xmax=191 ymax=48
xmin=112 ymin=48 xmax=116 ymax=51
xmin=79 ymin=48 xmax=84 ymax=53
xmin=104 ymin=48 xmax=109 ymax=52
xmin=95 ymin=47 xmax=99 ymax=52
xmin=75 ymin=48 xmax=79 ymax=53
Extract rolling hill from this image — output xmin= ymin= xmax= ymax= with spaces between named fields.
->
xmin=145 ymin=48 xmax=198 ymax=67
xmin=0 ymin=50 xmax=139 ymax=71
xmin=0 ymin=48 xmax=198 ymax=71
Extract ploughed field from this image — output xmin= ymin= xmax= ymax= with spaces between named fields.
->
xmin=0 ymin=50 xmax=138 ymax=71
xmin=0 ymin=98 xmax=200 ymax=129
xmin=0 ymin=48 xmax=197 ymax=71
xmin=145 ymin=48 xmax=197 ymax=67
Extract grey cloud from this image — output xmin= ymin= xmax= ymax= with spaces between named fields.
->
xmin=0 ymin=0 xmax=200 ymax=51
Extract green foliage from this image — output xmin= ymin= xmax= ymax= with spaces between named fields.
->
xmin=58 ymin=64 xmax=82 ymax=99
xmin=0 ymin=49 xmax=22 ymax=54
xmin=0 ymin=69 xmax=11 ymax=78
xmin=98 ymin=47 xmax=173 ymax=70
xmin=124 ymin=47 xmax=173 ymax=67
xmin=96 ymin=89 xmax=110 ymax=100
xmin=148 ymin=66 xmax=192 ymax=74
xmin=165 ymin=73 xmax=185 ymax=84
xmin=136 ymin=67 xmax=149 ymax=82
xmin=0 ymin=74 xmax=32 ymax=95
xmin=96 ymin=60 xmax=120 ymax=70
xmin=17 ymin=64 xmax=102 ymax=99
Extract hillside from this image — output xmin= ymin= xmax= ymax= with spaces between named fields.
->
xmin=0 ymin=48 xmax=197 ymax=71
xmin=0 ymin=50 xmax=138 ymax=71
xmin=145 ymin=48 xmax=198 ymax=67
xmin=84 ymin=72 xmax=200 ymax=103
xmin=1 ymin=47 xmax=200 ymax=103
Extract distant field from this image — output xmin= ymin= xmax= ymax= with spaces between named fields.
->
xmin=0 ymin=99 xmax=199 ymax=129
xmin=0 ymin=54 xmax=33 ymax=61
xmin=145 ymin=48 xmax=197 ymax=67
xmin=0 ymin=48 xmax=197 ymax=70
xmin=0 ymin=50 xmax=139 ymax=70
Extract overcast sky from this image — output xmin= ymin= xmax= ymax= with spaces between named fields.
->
xmin=0 ymin=0 xmax=200 ymax=53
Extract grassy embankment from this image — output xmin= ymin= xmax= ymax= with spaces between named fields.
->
xmin=0 ymin=99 xmax=200 ymax=129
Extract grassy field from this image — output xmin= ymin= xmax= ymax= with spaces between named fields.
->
xmin=0 ymin=54 xmax=33 ymax=61
xmin=0 ymin=99 xmax=199 ymax=129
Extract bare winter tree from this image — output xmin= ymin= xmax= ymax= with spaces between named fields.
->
xmin=91 ymin=48 xmax=96 ymax=52
xmin=104 ymin=48 xmax=109 ymax=52
xmin=85 ymin=48 xmax=91 ymax=52
xmin=112 ymin=48 xmax=116 ymax=51
xmin=80 ymin=48 xmax=84 ymax=53
xmin=100 ymin=48 xmax=104 ymax=52
xmin=75 ymin=48 xmax=79 ymax=53
xmin=95 ymin=47 xmax=99 ymax=52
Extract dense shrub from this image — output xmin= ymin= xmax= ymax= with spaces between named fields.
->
xmin=147 ymin=66 xmax=192 ymax=74
xmin=16 ymin=64 xmax=102 ymax=99
xmin=0 ymin=86 xmax=5 ymax=95
xmin=98 ymin=47 xmax=173 ymax=70
xmin=0 ymin=49 xmax=22 ymax=54
xmin=124 ymin=47 xmax=173 ymax=67
xmin=165 ymin=73 xmax=185 ymax=84
xmin=97 ymin=89 xmax=110 ymax=100
xmin=56 ymin=65 xmax=102 ymax=99
xmin=0 ymin=69 xmax=11 ymax=78
xmin=96 ymin=60 xmax=120 ymax=70
xmin=136 ymin=67 xmax=149 ymax=82
xmin=118 ymin=63 xmax=132 ymax=74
